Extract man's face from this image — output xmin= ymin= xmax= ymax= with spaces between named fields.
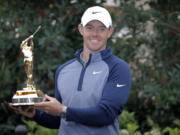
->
xmin=78 ymin=20 xmax=114 ymax=53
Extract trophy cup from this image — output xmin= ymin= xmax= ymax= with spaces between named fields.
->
xmin=12 ymin=26 xmax=44 ymax=106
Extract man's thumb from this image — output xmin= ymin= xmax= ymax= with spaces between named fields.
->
xmin=44 ymin=94 xmax=53 ymax=101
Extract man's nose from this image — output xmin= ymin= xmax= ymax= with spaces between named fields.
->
xmin=92 ymin=28 xmax=98 ymax=36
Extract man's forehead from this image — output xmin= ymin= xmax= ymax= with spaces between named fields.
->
xmin=85 ymin=20 xmax=106 ymax=27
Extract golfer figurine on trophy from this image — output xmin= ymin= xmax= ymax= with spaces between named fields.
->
xmin=12 ymin=26 xmax=44 ymax=106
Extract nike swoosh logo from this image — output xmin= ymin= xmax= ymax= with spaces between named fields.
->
xmin=92 ymin=11 xmax=101 ymax=14
xmin=92 ymin=71 xmax=102 ymax=75
xmin=116 ymin=84 xmax=126 ymax=88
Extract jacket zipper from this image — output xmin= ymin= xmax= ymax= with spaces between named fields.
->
xmin=77 ymin=55 xmax=91 ymax=91
xmin=77 ymin=65 xmax=87 ymax=91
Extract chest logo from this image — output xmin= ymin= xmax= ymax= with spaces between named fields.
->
xmin=92 ymin=71 xmax=102 ymax=75
xmin=116 ymin=84 xmax=126 ymax=88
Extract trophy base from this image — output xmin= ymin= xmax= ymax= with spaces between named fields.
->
xmin=11 ymin=89 xmax=44 ymax=106
xmin=12 ymin=97 xmax=44 ymax=106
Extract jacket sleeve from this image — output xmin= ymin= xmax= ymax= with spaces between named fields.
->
xmin=66 ymin=62 xmax=131 ymax=127
xmin=32 ymin=110 xmax=60 ymax=129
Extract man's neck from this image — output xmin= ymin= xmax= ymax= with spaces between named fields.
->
xmin=81 ymin=45 xmax=106 ymax=62
xmin=81 ymin=49 xmax=90 ymax=62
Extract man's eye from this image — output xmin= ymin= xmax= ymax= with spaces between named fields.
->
xmin=100 ymin=28 xmax=105 ymax=31
xmin=86 ymin=27 xmax=92 ymax=30
xmin=100 ymin=27 xmax=106 ymax=31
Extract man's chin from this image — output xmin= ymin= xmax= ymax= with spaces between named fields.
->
xmin=89 ymin=47 xmax=105 ymax=53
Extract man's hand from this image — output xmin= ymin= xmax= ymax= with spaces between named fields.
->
xmin=9 ymin=104 xmax=36 ymax=118
xmin=34 ymin=94 xmax=63 ymax=116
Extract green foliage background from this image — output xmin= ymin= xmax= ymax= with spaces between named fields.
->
xmin=0 ymin=0 xmax=179 ymax=135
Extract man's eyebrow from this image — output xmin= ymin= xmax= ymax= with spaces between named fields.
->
xmin=99 ymin=25 xmax=106 ymax=28
xmin=85 ymin=24 xmax=93 ymax=27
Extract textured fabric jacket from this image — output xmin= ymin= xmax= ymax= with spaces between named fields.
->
xmin=33 ymin=47 xmax=131 ymax=135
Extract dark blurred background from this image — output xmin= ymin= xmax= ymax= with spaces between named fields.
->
xmin=0 ymin=0 xmax=179 ymax=134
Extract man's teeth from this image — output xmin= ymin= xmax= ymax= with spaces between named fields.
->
xmin=91 ymin=40 xmax=98 ymax=43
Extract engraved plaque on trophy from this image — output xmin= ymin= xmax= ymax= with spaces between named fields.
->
xmin=12 ymin=26 xmax=44 ymax=106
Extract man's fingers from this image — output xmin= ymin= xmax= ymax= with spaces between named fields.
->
xmin=44 ymin=94 xmax=54 ymax=101
xmin=34 ymin=102 xmax=49 ymax=111
xmin=19 ymin=106 xmax=32 ymax=112
xmin=8 ymin=103 xmax=20 ymax=111
xmin=8 ymin=103 xmax=36 ymax=118
xmin=33 ymin=104 xmax=49 ymax=113
xmin=34 ymin=101 xmax=48 ymax=107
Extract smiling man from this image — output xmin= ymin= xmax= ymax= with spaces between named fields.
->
xmin=14 ymin=6 xmax=132 ymax=135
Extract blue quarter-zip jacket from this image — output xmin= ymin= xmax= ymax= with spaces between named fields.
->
xmin=33 ymin=47 xmax=131 ymax=135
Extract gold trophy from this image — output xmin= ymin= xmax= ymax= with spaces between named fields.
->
xmin=12 ymin=26 xmax=44 ymax=106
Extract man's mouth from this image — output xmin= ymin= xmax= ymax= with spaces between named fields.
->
xmin=91 ymin=39 xmax=99 ymax=44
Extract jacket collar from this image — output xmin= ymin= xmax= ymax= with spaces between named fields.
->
xmin=74 ymin=47 xmax=112 ymax=64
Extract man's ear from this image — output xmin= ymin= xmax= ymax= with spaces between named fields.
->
xmin=78 ymin=24 xmax=84 ymax=36
xmin=107 ymin=27 xmax=114 ymax=38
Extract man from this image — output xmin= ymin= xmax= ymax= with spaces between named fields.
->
xmin=13 ymin=6 xmax=131 ymax=135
